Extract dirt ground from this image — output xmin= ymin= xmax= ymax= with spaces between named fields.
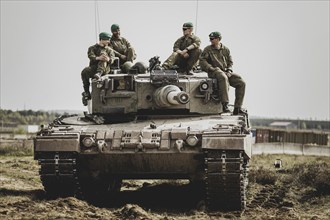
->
xmin=0 ymin=154 xmax=329 ymax=220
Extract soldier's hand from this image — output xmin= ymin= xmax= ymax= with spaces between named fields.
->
xmin=225 ymin=72 xmax=232 ymax=78
xmin=178 ymin=50 xmax=187 ymax=57
xmin=120 ymin=55 xmax=127 ymax=60
xmin=104 ymin=56 xmax=110 ymax=62
xmin=96 ymin=55 xmax=103 ymax=61
xmin=99 ymin=54 xmax=109 ymax=61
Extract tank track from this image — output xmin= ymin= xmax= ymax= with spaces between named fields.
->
xmin=38 ymin=152 xmax=81 ymax=197
xmin=204 ymin=150 xmax=249 ymax=211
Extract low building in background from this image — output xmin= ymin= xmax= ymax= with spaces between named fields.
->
xmin=269 ymin=121 xmax=297 ymax=129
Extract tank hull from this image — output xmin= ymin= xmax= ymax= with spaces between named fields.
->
xmin=34 ymin=114 xmax=251 ymax=210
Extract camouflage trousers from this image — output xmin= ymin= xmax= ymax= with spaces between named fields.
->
xmin=163 ymin=48 xmax=202 ymax=72
xmin=81 ymin=62 xmax=110 ymax=93
xmin=209 ymin=70 xmax=246 ymax=108
xmin=119 ymin=47 xmax=136 ymax=66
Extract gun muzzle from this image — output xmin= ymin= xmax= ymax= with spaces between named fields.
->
xmin=153 ymin=85 xmax=190 ymax=107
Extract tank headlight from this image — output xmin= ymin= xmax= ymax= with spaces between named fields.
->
xmin=82 ymin=137 xmax=95 ymax=148
xmin=200 ymin=82 xmax=209 ymax=91
xmin=186 ymin=135 xmax=199 ymax=146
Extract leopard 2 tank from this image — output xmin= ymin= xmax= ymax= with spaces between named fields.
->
xmin=34 ymin=56 xmax=252 ymax=211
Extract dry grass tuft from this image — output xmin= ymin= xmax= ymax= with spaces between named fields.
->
xmin=292 ymin=162 xmax=330 ymax=195
xmin=249 ymin=166 xmax=277 ymax=185
xmin=0 ymin=146 xmax=33 ymax=156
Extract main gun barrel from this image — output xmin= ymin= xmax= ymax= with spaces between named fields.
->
xmin=153 ymin=85 xmax=190 ymax=107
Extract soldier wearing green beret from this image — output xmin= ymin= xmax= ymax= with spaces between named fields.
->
xmin=162 ymin=22 xmax=202 ymax=73
xmin=81 ymin=32 xmax=115 ymax=106
xmin=200 ymin=31 xmax=246 ymax=115
xmin=109 ymin=24 xmax=136 ymax=72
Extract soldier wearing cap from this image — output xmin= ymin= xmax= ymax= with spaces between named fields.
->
xmin=81 ymin=32 xmax=115 ymax=106
xmin=200 ymin=31 xmax=246 ymax=115
xmin=162 ymin=22 xmax=202 ymax=73
xmin=109 ymin=24 xmax=136 ymax=72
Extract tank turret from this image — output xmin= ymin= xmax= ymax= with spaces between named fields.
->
xmin=89 ymin=65 xmax=222 ymax=119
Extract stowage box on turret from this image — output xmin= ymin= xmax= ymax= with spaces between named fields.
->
xmin=34 ymin=57 xmax=252 ymax=211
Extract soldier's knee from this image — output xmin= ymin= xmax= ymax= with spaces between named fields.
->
xmin=196 ymin=48 xmax=202 ymax=56
xmin=81 ymin=67 xmax=89 ymax=78
xmin=214 ymin=70 xmax=227 ymax=80
xmin=189 ymin=48 xmax=202 ymax=56
xmin=81 ymin=67 xmax=94 ymax=80
xmin=238 ymin=77 xmax=246 ymax=88
xmin=241 ymin=80 xmax=246 ymax=88
xmin=127 ymin=48 xmax=136 ymax=61
xmin=81 ymin=67 xmax=88 ymax=74
xmin=171 ymin=52 xmax=179 ymax=59
xmin=128 ymin=47 xmax=135 ymax=54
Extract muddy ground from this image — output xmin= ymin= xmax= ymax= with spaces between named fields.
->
xmin=0 ymin=154 xmax=329 ymax=219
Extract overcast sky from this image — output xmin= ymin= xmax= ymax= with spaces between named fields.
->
xmin=1 ymin=0 xmax=329 ymax=120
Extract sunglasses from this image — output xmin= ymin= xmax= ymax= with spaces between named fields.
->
xmin=182 ymin=28 xmax=189 ymax=31
xmin=209 ymin=38 xmax=216 ymax=40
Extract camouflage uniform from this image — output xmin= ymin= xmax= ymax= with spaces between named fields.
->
xmin=163 ymin=34 xmax=202 ymax=72
xmin=200 ymin=43 xmax=245 ymax=108
xmin=110 ymin=36 xmax=136 ymax=66
xmin=81 ymin=44 xmax=115 ymax=94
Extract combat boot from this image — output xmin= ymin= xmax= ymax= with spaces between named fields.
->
xmin=222 ymin=102 xmax=230 ymax=113
xmin=172 ymin=65 xmax=180 ymax=70
xmin=233 ymin=107 xmax=247 ymax=115
xmin=82 ymin=91 xmax=91 ymax=106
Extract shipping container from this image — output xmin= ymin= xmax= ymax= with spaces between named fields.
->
xmin=255 ymin=128 xmax=329 ymax=146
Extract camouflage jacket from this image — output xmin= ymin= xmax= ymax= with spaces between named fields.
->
xmin=200 ymin=43 xmax=233 ymax=72
xmin=109 ymin=37 xmax=134 ymax=57
xmin=88 ymin=44 xmax=115 ymax=67
xmin=173 ymin=34 xmax=201 ymax=52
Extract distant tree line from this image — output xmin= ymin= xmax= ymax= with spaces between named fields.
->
xmin=0 ymin=109 xmax=61 ymax=126
xmin=0 ymin=109 xmax=328 ymax=131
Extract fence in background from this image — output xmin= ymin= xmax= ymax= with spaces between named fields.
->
xmin=252 ymin=142 xmax=330 ymax=157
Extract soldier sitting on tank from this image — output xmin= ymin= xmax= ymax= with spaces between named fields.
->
xmin=81 ymin=32 xmax=115 ymax=106
xmin=162 ymin=22 xmax=202 ymax=74
xmin=200 ymin=31 xmax=246 ymax=115
xmin=109 ymin=24 xmax=137 ymax=73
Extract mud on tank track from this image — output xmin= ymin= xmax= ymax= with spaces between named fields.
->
xmin=0 ymin=154 xmax=329 ymax=219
